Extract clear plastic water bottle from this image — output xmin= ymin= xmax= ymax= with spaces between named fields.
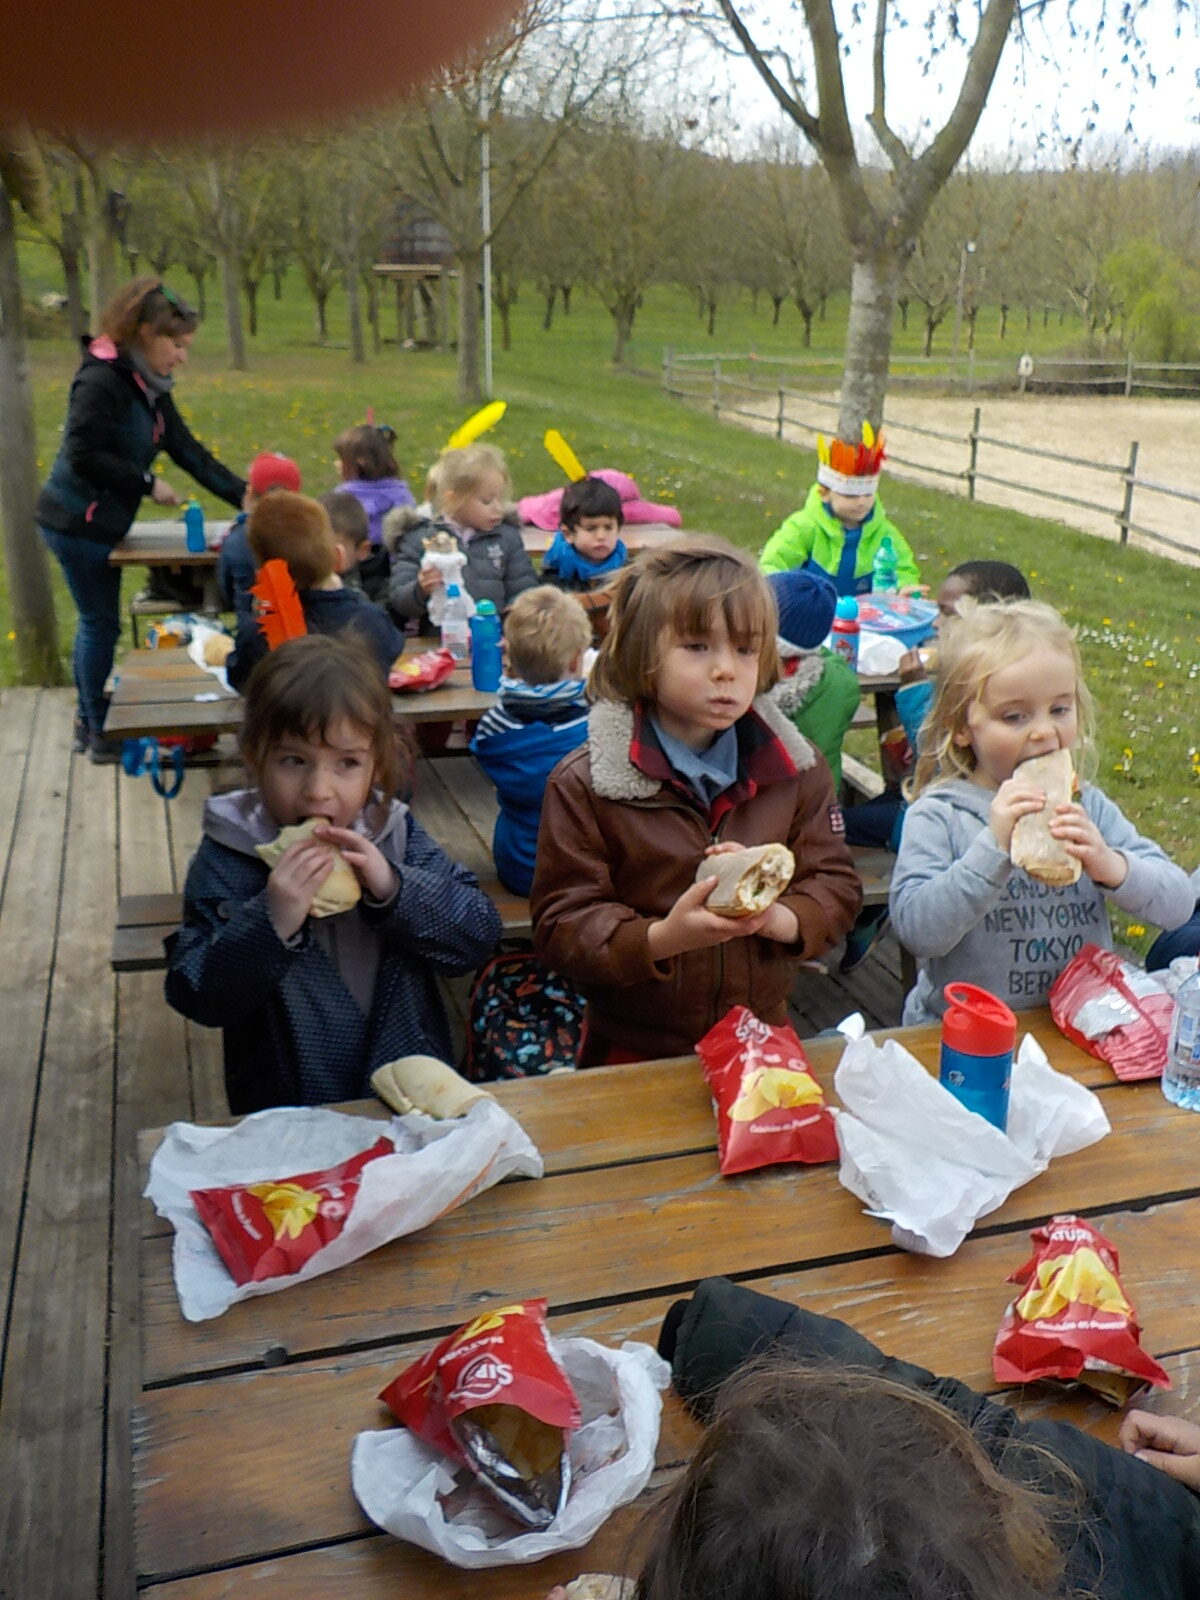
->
xmin=1164 ymin=970 xmax=1200 ymax=1110
xmin=440 ymin=583 xmax=470 ymax=661
xmin=872 ymin=535 xmax=898 ymax=594
xmin=183 ymin=498 xmax=206 ymax=553
xmin=469 ymin=598 xmax=502 ymax=691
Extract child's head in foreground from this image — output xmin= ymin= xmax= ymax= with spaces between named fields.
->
xmin=590 ymin=539 xmax=780 ymax=741
xmin=321 ymin=490 xmax=371 ymax=567
xmin=428 ymin=442 xmax=510 ymax=533
xmin=560 ymin=475 xmax=624 ymax=565
xmin=911 ymin=599 xmax=1095 ymax=798
xmin=937 ymin=559 xmax=1030 ymax=627
xmin=635 ymin=1362 xmax=1067 ymax=1600
xmin=334 ymin=423 xmax=401 ymax=483
xmin=247 ymin=491 xmax=337 ymax=589
xmin=240 ymin=635 xmax=409 ymax=827
xmin=504 ymin=586 xmax=592 ymax=686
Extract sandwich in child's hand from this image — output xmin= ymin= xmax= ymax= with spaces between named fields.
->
xmin=697 ymin=843 xmax=795 ymax=918
xmin=255 ymin=817 xmax=361 ymax=916
xmin=1010 ymin=749 xmax=1080 ymax=886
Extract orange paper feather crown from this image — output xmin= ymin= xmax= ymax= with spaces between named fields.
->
xmin=251 ymin=559 xmax=307 ymax=650
xmin=816 ymin=423 xmax=886 ymax=496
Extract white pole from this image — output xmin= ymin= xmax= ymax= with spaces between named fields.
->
xmin=480 ymin=83 xmax=494 ymax=400
xmin=949 ymin=240 xmax=976 ymax=380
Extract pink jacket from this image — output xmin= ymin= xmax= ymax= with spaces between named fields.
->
xmin=518 ymin=468 xmax=683 ymax=531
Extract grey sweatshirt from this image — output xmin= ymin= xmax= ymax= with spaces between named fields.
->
xmin=890 ymin=778 xmax=1193 ymax=1024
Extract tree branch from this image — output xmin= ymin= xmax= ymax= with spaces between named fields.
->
xmin=867 ymin=0 xmax=910 ymax=170
xmin=908 ymin=0 xmax=1018 ymax=213
xmin=714 ymin=0 xmax=820 ymax=143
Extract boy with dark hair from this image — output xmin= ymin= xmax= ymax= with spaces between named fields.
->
xmin=225 ymin=491 xmax=403 ymax=692
xmin=540 ymin=475 xmax=628 ymax=593
xmin=322 ymin=490 xmax=392 ymax=603
xmin=470 ymin=586 xmax=592 ymax=897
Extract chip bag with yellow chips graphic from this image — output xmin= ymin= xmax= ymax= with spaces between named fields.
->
xmin=388 ymin=647 xmax=458 ymax=693
xmin=992 ymin=1215 xmax=1170 ymax=1404
xmin=190 ymin=1136 xmax=394 ymax=1285
xmin=380 ymin=1299 xmax=581 ymax=1529
xmin=696 ymin=1006 xmax=838 ymax=1175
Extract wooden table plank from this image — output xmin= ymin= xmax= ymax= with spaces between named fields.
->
xmin=131 ymin=1195 xmax=1200 ymax=1580
xmin=140 ymin=1078 xmax=1190 ymax=1384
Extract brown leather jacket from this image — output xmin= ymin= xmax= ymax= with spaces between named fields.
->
xmin=531 ymin=698 xmax=862 ymax=1063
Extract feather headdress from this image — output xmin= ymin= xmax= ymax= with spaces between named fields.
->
xmin=815 ymin=423 xmax=886 ymax=496
xmin=251 ymin=559 xmax=306 ymax=650
xmin=542 ymin=428 xmax=587 ymax=483
xmin=446 ymin=401 xmax=507 ymax=452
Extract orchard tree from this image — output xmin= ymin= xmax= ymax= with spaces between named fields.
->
xmin=0 ymin=135 xmax=62 ymax=684
xmin=704 ymin=0 xmax=1164 ymax=433
xmin=741 ymin=136 xmax=843 ymax=346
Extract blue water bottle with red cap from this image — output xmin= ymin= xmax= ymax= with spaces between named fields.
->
xmin=939 ymin=983 xmax=1017 ymax=1131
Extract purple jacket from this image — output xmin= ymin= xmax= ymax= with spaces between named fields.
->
xmin=331 ymin=477 xmax=415 ymax=544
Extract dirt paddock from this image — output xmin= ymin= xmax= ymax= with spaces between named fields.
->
xmin=739 ymin=388 xmax=1200 ymax=563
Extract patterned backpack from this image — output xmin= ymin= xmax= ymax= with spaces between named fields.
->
xmin=464 ymin=952 xmax=586 ymax=1082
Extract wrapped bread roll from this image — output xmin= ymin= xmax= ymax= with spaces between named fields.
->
xmin=255 ymin=817 xmax=362 ymax=916
xmin=202 ymin=631 xmax=235 ymax=666
xmin=565 ymin=1579 xmax=635 ymax=1600
xmin=371 ymin=1054 xmax=492 ymax=1119
xmin=1010 ymin=749 xmax=1080 ymax=887
xmin=697 ymin=843 xmax=796 ymax=918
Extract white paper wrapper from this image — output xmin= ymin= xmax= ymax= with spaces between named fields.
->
xmin=856 ymin=630 xmax=907 ymax=676
xmin=185 ymin=620 xmax=237 ymax=695
xmin=831 ymin=1028 xmax=1110 ymax=1257
xmin=144 ymin=1101 xmax=543 ymax=1321
xmin=351 ymin=1337 xmax=670 ymax=1568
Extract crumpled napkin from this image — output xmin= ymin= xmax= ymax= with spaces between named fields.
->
xmin=352 ymin=1337 xmax=669 ymax=1568
xmin=145 ymin=1101 xmax=543 ymax=1320
xmin=831 ymin=1018 xmax=1110 ymax=1257
xmin=856 ymin=630 xmax=907 ymax=676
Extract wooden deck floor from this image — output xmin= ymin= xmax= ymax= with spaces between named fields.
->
xmin=0 ymin=685 xmax=903 ymax=1600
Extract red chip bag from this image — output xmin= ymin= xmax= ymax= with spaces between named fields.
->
xmin=388 ymin=647 xmax=458 ymax=692
xmin=1049 ymin=943 xmax=1172 ymax=1081
xmin=993 ymin=1215 xmax=1170 ymax=1404
xmin=190 ymin=1135 xmax=393 ymax=1285
xmin=696 ymin=1006 xmax=839 ymax=1176
xmin=380 ymin=1299 xmax=581 ymax=1527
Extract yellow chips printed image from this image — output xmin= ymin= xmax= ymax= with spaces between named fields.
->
xmin=247 ymin=1181 xmax=323 ymax=1242
xmin=1014 ymin=1246 xmax=1133 ymax=1324
xmin=730 ymin=1065 xmax=824 ymax=1123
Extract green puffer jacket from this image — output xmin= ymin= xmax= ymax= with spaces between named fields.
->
xmin=768 ymin=645 xmax=859 ymax=786
xmin=760 ymin=484 xmax=920 ymax=593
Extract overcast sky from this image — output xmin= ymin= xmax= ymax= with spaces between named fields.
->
xmin=705 ymin=0 xmax=1199 ymax=162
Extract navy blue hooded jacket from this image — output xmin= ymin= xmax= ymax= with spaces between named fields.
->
xmin=165 ymin=791 xmax=501 ymax=1112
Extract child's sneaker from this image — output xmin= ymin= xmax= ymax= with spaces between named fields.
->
xmin=840 ymin=907 xmax=889 ymax=974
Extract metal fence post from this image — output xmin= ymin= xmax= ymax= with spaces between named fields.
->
xmin=776 ymin=388 xmax=786 ymax=440
xmin=967 ymin=406 xmax=982 ymax=501
xmin=1118 ymin=440 xmax=1139 ymax=544
xmin=1124 ymin=352 xmax=1134 ymax=398
xmin=711 ymin=357 xmax=721 ymax=419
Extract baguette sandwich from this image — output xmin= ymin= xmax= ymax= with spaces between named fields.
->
xmin=255 ymin=817 xmax=362 ymax=916
xmin=696 ymin=842 xmax=796 ymax=918
xmin=1009 ymin=748 xmax=1080 ymax=887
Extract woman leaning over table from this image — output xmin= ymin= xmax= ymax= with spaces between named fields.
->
xmin=37 ymin=276 xmax=246 ymax=763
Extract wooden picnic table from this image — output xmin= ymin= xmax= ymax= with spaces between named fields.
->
xmin=130 ymin=1011 xmax=1200 ymax=1596
xmin=103 ymin=642 xmax=900 ymax=747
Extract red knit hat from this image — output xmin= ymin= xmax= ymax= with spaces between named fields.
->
xmin=247 ymin=452 xmax=302 ymax=495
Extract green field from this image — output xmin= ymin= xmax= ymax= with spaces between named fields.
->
xmin=8 ymin=245 xmax=1200 ymax=915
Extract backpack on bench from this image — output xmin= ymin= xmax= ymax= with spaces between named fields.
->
xmin=464 ymin=952 xmax=585 ymax=1082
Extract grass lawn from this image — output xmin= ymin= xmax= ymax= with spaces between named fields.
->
xmin=7 ymin=248 xmax=1200 ymax=917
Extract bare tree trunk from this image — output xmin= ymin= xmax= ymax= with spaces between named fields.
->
xmin=243 ymin=277 xmax=259 ymax=337
xmin=456 ymin=246 xmax=483 ymax=404
xmin=82 ymin=159 xmax=119 ymax=318
xmin=541 ymin=288 xmax=555 ymax=331
xmin=0 ymin=184 xmax=62 ymax=685
xmin=61 ymin=235 xmax=86 ymax=341
xmin=361 ymin=268 xmax=382 ymax=353
xmin=897 ymin=297 xmax=909 ymax=332
xmin=795 ymin=295 xmax=814 ymax=348
xmin=218 ymin=247 xmax=246 ymax=369
xmin=189 ymin=267 xmax=209 ymax=319
xmin=345 ymin=254 xmax=365 ymax=364
xmin=315 ymin=290 xmax=330 ymax=342
xmin=923 ymin=314 xmax=936 ymax=357
xmin=771 ymin=293 xmax=784 ymax=327
xmin=998 ymin=303 xmax=1008 ymax=340
xmin=705 ymin=297 xmax=717 ymax=336
xmin=561 ymin=284 xmax=572 ymax=315
xmin=838 ymin=257 xmax=900 ymax=435
xmin=610 ymin=291 xmax=637 ymax=364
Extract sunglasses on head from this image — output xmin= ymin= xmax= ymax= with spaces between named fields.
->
xmin=140 ymin=281 xmax=191 ymax=321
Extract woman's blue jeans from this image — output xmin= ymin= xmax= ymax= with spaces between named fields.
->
xmin=41 ymin=526 xmax=121 ymax=738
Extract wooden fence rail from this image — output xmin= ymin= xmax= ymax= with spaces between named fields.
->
xmin=662 ymin=351 xmax=1200 ymax=561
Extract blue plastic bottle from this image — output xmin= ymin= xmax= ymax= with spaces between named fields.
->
xmin=183 ymin=498 xmax=206 ymax=553
xmin=872 ymin=534 xmax=898 ymax=594
xmin=469 ymin=599 xmax=503 ymax=692
xmin=939 ymin=982 xmax=1017 ymax=1131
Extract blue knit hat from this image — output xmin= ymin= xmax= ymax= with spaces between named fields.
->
xmin=768 ymin=568 xmax=838 ymax=650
